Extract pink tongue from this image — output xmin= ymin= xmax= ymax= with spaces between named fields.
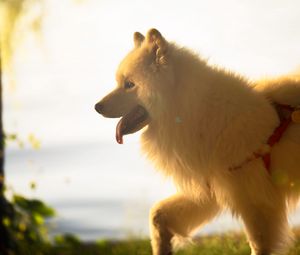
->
xmin=115 ymin=105 xmax=148 ymax=144
xmin=116 ymin=121 xmax=124 ymax=144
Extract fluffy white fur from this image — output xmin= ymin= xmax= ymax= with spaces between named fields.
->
xmin=96 ymin=29 xmax=300 ymax=255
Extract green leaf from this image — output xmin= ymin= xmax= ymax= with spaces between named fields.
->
xmin=3 ymin=217 xmax=10 ymax=227
xmin=13 ymin=195 xmax=55 ymax=217
xmin=32 ymin=213 xmax=44 ymax=225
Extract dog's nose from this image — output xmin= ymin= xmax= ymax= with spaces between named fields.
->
xmin=94 ymin=102 xmax=104 ymax=114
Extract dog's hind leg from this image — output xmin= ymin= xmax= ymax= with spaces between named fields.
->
xmin=149 ymin=194 xmax=220 ymax=255
xmin=238 ymin=200 xmax=293 ymax=255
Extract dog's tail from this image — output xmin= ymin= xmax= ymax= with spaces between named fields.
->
xmin=254 ymin=74 xmax=300 ymax=107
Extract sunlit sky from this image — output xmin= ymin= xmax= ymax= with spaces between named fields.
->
xmin=3 ymin=0 xmax=300 ymax=238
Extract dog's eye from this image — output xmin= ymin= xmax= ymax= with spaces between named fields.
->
xmin=124 ymin=81 xmax=135 ymax=90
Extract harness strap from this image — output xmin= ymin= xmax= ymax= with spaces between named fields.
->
xmin=230 ymin=104 xmax=296 ymax=173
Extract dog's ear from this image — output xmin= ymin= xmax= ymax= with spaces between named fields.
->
xmin=133 ymin=32 xmax=145 ymax=47
xmin=145 ymin=28 xmax=168 ymax=65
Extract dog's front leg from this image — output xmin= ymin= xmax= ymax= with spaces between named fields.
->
xmin=149 ymin=194 xmax=219 ymax=255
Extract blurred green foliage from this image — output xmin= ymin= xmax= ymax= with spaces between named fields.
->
xmin=3 ymin=129 xmax=52 ymax=254
xmin=46 ymin=232 xmax=300 ymax=255
xmin=5 ymin=132 xmax=41 ymax=149
xmin=3 ymin=194 xmax=55 ymax=254
xmin=5 ymin=232 xmax=300 ymax=255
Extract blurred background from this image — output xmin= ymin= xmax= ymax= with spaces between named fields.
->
xmin=2 ymin=0 xmax=300 ymax=241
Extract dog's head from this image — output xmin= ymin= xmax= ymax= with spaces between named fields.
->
xmin=95 ymin=29 xmax=174 ymax=144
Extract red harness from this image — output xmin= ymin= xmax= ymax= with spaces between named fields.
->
xmin=230 ymin=104 xmax=298 ymax=173
xmin=261 ymin=104 xmax=294 ymax=173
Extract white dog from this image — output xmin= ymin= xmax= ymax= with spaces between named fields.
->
xmin=95 ymin=28 xmax=300 ymax=255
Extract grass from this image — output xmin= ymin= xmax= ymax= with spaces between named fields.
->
xmin=14 ymin=230 xmax=300 ymax=255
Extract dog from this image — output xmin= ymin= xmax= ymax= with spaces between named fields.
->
xmin=95 ymin=28 xmax=300 ymax=255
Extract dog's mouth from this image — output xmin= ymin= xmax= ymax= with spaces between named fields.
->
xmin=116 ymin=105 xmax=150 ymax=144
